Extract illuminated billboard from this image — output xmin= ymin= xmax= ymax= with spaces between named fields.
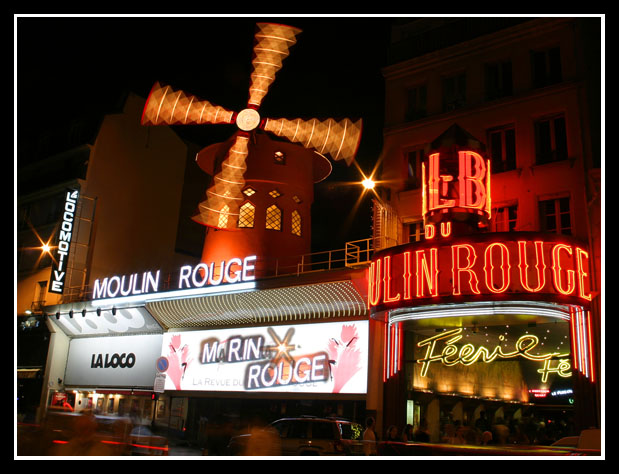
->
xmin=158 ymin=320 xmax=368 ymax=394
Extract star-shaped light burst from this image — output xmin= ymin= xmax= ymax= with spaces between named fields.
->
xmin=264 ymin=327 xmax=296 ymax=365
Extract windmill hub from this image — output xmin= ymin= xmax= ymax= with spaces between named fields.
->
xmin=236 ymin=108 xmax=261 ymax=131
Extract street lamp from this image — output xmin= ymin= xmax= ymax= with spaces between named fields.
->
xmin=362 ymin=177 xmax=376 ymax=190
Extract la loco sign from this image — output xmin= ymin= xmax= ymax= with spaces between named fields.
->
xmin=369 ymin=232 xmax=592 ymax=312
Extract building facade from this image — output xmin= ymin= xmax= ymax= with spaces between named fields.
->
xmin=372 ymin=17 xmax=601 ymax=441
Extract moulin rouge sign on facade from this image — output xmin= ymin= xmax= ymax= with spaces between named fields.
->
xmin=368 ymin=147 xmax=592 ymax=313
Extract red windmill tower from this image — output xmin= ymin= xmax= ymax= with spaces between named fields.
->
xmin=141 ymin=23 xmax=362 ymax=277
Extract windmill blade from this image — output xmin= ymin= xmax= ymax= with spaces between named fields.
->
xmin=263 ymin=117 xmax=363 ymax=165
xmin=193 ymin=134 xmax=250 ymax=229
xmin=247 ymin=23 xmax=302 ymax=109
xmin=141 ymin=82 xmax=235 ymax=126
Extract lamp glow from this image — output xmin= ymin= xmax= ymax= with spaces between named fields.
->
xmin=362 ymin=178 xmax=375 ymax=190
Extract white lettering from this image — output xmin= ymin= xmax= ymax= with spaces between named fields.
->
xmin=192 ymin=263 xmax=209 ymax=287
xmin=93 ymin=278 xmax=108 ymax=299
xmin=179 ymin=265 xmax=192 ymax=289
xmin=243 ymin=255 xmax=257 ymax=281
xmin=225 ymin=258 xmax=243 ymax=283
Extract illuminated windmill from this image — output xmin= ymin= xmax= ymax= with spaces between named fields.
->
xmin=141 ymin=22 xmax=363 ymax=232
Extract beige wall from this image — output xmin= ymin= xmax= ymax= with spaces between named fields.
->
xmin=83 ymin=93 xmax=201 ymax=285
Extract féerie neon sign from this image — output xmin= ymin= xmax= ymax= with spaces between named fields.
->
xmin=416 ymin=328 xmax=571 ymax=382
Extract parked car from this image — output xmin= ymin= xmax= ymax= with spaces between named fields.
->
xmin=228 ymin=416 xmax=364 ymax=456
xmin=129 ymin=424 xmax=169 ymax=455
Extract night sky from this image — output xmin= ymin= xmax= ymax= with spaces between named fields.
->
xmin=16 ymin=15 xmax=395 ymax=250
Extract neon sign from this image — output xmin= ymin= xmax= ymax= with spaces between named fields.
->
xmin=49 ymin=188 xmax=80 ymax=294
xmin=369 ymin=234 xmax=591 ymax=311
xmin=416 ymin=328 xmax=571 ymax=382
xmin=422 ymin=150 xmax=491 ymax=221
xmin=93 ymin=255 xmax=257 ymax=300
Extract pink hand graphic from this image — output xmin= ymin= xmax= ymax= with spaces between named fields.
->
xmin=327 ymin=324 xmax=362 ymax=393
xmin=167 ymin=335 xmax=192 ymax=390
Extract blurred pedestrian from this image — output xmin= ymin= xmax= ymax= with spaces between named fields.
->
xmin=363 ymin=417 xmax=377 ymax=455
xmin=481 ymin=430 xmax=493 ymax=445
xmin=50 ymin=413 xmax=115 ymax=456
xmin=492 ymin=418 xmax=510 ymax=445
xmin=413 ymin=418 xmax=430 ymax=442
xmin=401 ymin=424 xmax=414 ymax=442
xmin=385 ymin=425 xmax=399 ymax=442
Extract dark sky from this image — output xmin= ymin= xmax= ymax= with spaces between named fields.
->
xmin=16 ymin=15 xmax=395 ymax=249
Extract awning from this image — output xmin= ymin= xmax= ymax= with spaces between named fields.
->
xmin=146 ymin=280 xmax=368 ymax=329
xmin=17 ymin=368 xmax=42 ymax=379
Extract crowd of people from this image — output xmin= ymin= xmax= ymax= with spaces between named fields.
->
xmin=361 ymin=411 xmax=577 ymax=455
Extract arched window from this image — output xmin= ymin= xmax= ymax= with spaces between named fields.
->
xmin=238 ymin=202 xmax=256 ymax=228
xmin=265 ymin=205 xmax=282 ymax=231
xmin=218 ymin=204 xmax=230 ymax=229
xmin=291 ymin=210 xmax=302 ymax=236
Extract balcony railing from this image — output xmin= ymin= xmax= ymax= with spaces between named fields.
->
xmin=50 ymin=238 xmax=375 ymax=305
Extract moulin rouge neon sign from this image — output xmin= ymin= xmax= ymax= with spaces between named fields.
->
xmin=369 ymin=235 xmax=592 ymax=310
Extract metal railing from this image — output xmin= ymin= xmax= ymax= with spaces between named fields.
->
xmin=50 ymin=238 xmax=375 ymax=305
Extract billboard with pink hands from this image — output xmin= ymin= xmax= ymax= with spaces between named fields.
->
xmin=158 ymin=321 xmax=368 ymax=394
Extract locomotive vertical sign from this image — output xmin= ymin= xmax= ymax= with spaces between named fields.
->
xmin=48 ymin=188 xmax=80 ymax=294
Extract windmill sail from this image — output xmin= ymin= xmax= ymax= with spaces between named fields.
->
xmin=142 ymin=22 xmax=363 ymax=230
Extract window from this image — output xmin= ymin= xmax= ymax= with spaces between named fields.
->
xmin=539 ymin=197 xmax=571 ymax=235
xmin=218 ymin=204 xmax=230 ymax=229
xmin=269 ymin=189 xmax=282 ymax=198
xmin=292 ymin=195 xmax=302 ymax=204
xmin=243 ymin=187 xmax=256 ymax=197
xmin=487 ymin=125 xmax=516 ymax=172
xmin=274 ymin=150 xmax=286 ymax=165
xmin=291 ymin=210 xmax=302 ymax=236
xmin=238 ymin=202 xmax=255 ymax=228
xmin=484 ymin=60 xmax=513 ymax=100
xmin=491 ymin=204 xmax=518 ymax=232
xmin=405 ymin=148 xmax=424 ymax=190
xmin=531 ymin=47 xmax=562 ymax=89
xmin=407 ymin=221 xmax=425 ymax=243
xmin=311 ymin=421 xmax=336 ymax=440
xmin=535 ymin=114 xmax=568 ymax=164
xmin=265 ymin=205 xmax=282 ymax=230
xmin=442 ymin=73 xmax=466 ymax=112
xmin=405 ymin=85 xmax=427 ymax=121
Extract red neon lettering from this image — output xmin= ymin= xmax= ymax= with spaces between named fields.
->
xmin=458 ymin=151 xmax=487 ymax=209
xmin=440 ymin=221 xmax=452 ymax=237
xmin=483 ymin=242 xmax=510 ymax=293
xmin=368 ymin=259 xmax=382 ymax=306
xmin=576 ymin=248 xmax=592 ymax=301
xmin=403 ymin=252 xmax=412 ymax=300
xmin=428 ymin=153 xmax=456 ymax=211
xmin=416 ymin=248 xmax=439 ymax=297
xmin=383 ymin=256 xmax=401 ymax=303
xmin=425 ymin=224 xmax=436 ymax=240
xmin=451 ymin=244 xmax=480 ymax=295
xmin=518 ymin=240 xmax=546 ymax=292
xmin=552 ymin=244 xmax=576 ymax=295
